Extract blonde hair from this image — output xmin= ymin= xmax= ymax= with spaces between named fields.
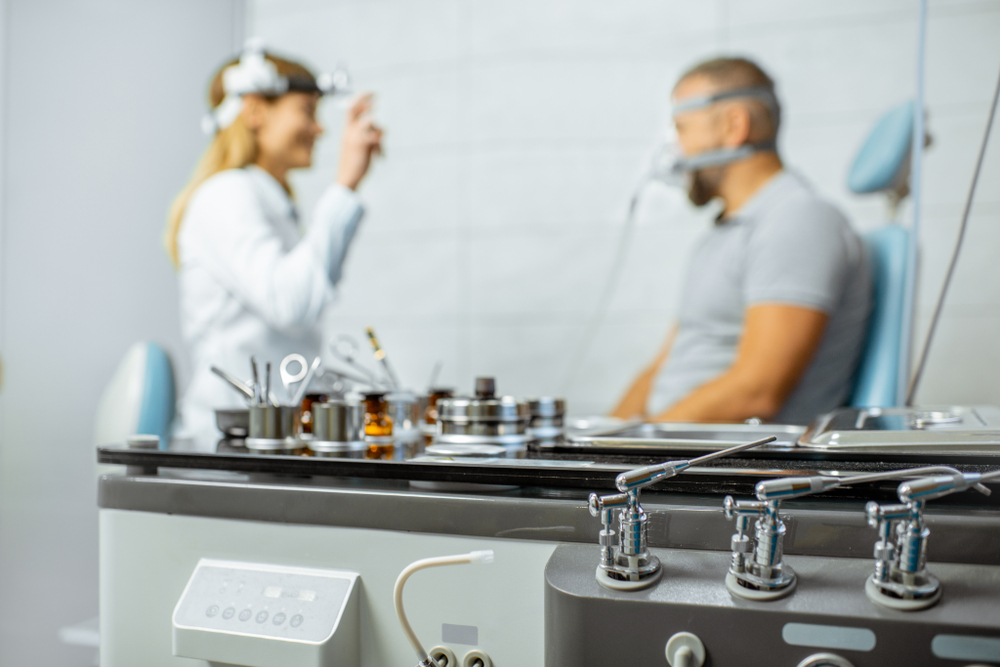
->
xmin=164 ymin=54 xmax=317 ymax=269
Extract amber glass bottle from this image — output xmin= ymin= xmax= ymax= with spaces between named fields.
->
xmin=363 ymin=391 xmax=394 ymax=459
xmin=363 ymin=392 xmax=393 ymax=436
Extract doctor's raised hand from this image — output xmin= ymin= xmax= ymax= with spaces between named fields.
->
xmin=337 ymin=93 xmax=383 ymax=191
xmin=165 ymin=41 xmax=384 ymax=449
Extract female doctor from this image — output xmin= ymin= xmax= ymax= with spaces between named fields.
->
xmin=164 ymin=42 xmax=383 ymax=448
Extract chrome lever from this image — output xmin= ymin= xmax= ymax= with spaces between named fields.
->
xmin=721 ymin=465 xmax=995 ymax=603
xmin=862 ymin=470 xmax=1000 ymax=610
xmin=586 ymin=436 xmax=775 ymax=591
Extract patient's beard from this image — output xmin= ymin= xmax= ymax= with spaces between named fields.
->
xmin=687 ymin=165 xmax=726 ymax=207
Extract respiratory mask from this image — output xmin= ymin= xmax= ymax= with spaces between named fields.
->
xmin=202 ymin=38 xmax=352 ymax=135
xmin=644 ymin=85 xmax=780 ymax=191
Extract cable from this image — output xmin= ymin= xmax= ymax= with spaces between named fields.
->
xmin=833 ymin=465 xmax=964 ymax=487
xmin=906 ymin=61 xmax=1000 ymax=405
xmin=393 ymin=550 xmax=494 ymax=667
xmin=898 ymin=0 xmax=929 ymax=403
xmin=559 ymin=188 xmax=643 ymax=395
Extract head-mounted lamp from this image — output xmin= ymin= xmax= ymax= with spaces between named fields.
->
xmin=202 ymin=38 xmax=351 ymax=135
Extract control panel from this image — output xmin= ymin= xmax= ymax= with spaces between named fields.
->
xmin=173 ymin=559 xmax=359 ymax=667
xmin=545 ymin=544 xmax=1000 ymax=666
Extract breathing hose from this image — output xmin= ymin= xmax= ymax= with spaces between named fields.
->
xmin=393 ymin=550 xmax=495 ymax=667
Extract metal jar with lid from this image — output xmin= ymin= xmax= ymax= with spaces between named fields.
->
xmin=308 ymin=400 xmax=366 ymax=458
xmin=527 ymin=396 xmax=566 ymax=447
xmin=434 ymin=377 xmax=530 ymax=450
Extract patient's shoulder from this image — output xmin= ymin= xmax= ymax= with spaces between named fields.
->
xmin=756 ymin=174 xmax=856 ymax=242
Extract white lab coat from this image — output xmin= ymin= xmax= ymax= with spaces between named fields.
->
xmin=176 ymin=165 xmax=363 ymax=449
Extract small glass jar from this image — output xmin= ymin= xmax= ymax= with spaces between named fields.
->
xmin=299 ymin=392 xmax=330 ymax=435
xmin=425 ymin=387 xmax=455 ymax=425
xmin=363 ymin=391 xmax=394 ymax=459
xmin=363 ymin=391 xmax=393 ymax=436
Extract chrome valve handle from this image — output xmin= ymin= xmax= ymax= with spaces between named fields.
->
xmin=721 ymin=475 xmax=844 ymax=600
xmin=587 ymin=436 xmax=776 ymax=591
xmin=863 ymin=496 xmax=940 ymax=610
xmin=588 ymin=492 xmax=628 ymax=570
xmin=723 ymin=493 xmax=796 ymax=600
xmin=862 ymin=470 xmax=998 ymax=610
xmin=721 ymin=465 xmax=994 ymax=603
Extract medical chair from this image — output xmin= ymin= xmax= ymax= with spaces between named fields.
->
xmin=93 ymin=340 xmax=176 ymax=448
xmin=847 ymin=101 xmax=917 ymax=408
xmin=65 ymin=341 xmax=177 ymax=662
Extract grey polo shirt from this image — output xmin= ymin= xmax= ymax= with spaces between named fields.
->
xmin=648 ymin=171 xmax=872 ymax=425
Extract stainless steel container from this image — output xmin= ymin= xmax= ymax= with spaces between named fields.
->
xmin=527 ymin=397 xmax=566 ymax=445
xmin=309 ymin=401 xmax=367 ymax=458
xmin=246 ymin=405 xmax=301 ymax=452
xmin=435 ymin=379 xmax=530 ymax=448
xmin=215 ymin=409 xmax=250 ymax=438
xmin=798 ymin=405 xmax=1000 ymax=451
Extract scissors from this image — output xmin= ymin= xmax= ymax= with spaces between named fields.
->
xmin=328 ymin=334 xmax=381 ymax=385
xmin=280 ymin=353 xmax=322 ymax=405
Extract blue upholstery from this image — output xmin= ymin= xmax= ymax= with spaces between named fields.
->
xmin=847 ymin=101 xmax=915 ymax=195
xmin=851 ymin=226 xmax=910 ymax=407
xmin=136 ymin=341 xmax=177 ymax=449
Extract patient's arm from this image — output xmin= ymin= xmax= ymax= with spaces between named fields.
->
xmin=653 ymin=304 xmax=828 ymax=423
xmin=609 ymin=326 xmax=677 ymax=419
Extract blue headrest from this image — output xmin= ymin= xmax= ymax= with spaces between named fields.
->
xmin=847 ymin=101 xmax=915 ymax=194
xmin=94 ymin=341 xmax=176 ymax=449
xmin=136 ymin=342 xmax=176 ymax=447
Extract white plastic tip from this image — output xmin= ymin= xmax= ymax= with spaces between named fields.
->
xmin=469 ymin=550 xmax=494 ymax=565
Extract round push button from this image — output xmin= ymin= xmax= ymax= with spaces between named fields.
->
xmin=222 ymin=607 xmax=235 ymax=620
xmin=290 ymin=614 xmax=304 ymax=628
xmin=256 ymin=611 xmax=269 ymax=623
xmin=238 ymin=609 xmax=252 ymax=621
xmin=272 ymin=612 xmax=286 ymax=625
xmin=205 ymin=605 xmax=219 ymax=618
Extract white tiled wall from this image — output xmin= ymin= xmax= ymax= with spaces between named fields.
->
xmin=250 ymin=0 xmax=1000 ymax=413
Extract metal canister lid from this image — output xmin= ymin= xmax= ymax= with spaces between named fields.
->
xmin=527 ymin=397 xmax=566 ymax=418
xmin=437 ymin=395 xmax=530 ymax=423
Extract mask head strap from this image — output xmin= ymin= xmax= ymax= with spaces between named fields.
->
xmin=668 ymin=86 xmax=780 ymax=173
xmin=201 ymin=38 xmax=352 ymax=135
xmin=672 ymin=139 xmax=777 ymax=174
xmin=671 ymin=85 xmax=780 ymax=122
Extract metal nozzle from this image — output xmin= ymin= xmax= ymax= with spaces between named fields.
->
xmin=615 ymin=436 xmax=776 ymax=494
xmin=755 ymin=476 xmax=841 ymax=502
xmin=615 ymin=462 xmax=684 ymax=493
xmin=898 ymin=473 xmax=968 ymax=503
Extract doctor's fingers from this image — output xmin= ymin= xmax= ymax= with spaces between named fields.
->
xmin=346 ymin=93 xmax=375 ymax=121
xmin=368 ymin=127 xmax=384 ymax=157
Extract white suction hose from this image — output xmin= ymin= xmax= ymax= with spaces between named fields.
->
xmin=393 ymin=550 xmax=495 ymax=667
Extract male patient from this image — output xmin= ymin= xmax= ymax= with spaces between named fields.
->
xmin=612 ymin=57 xmax=871 ymax=425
